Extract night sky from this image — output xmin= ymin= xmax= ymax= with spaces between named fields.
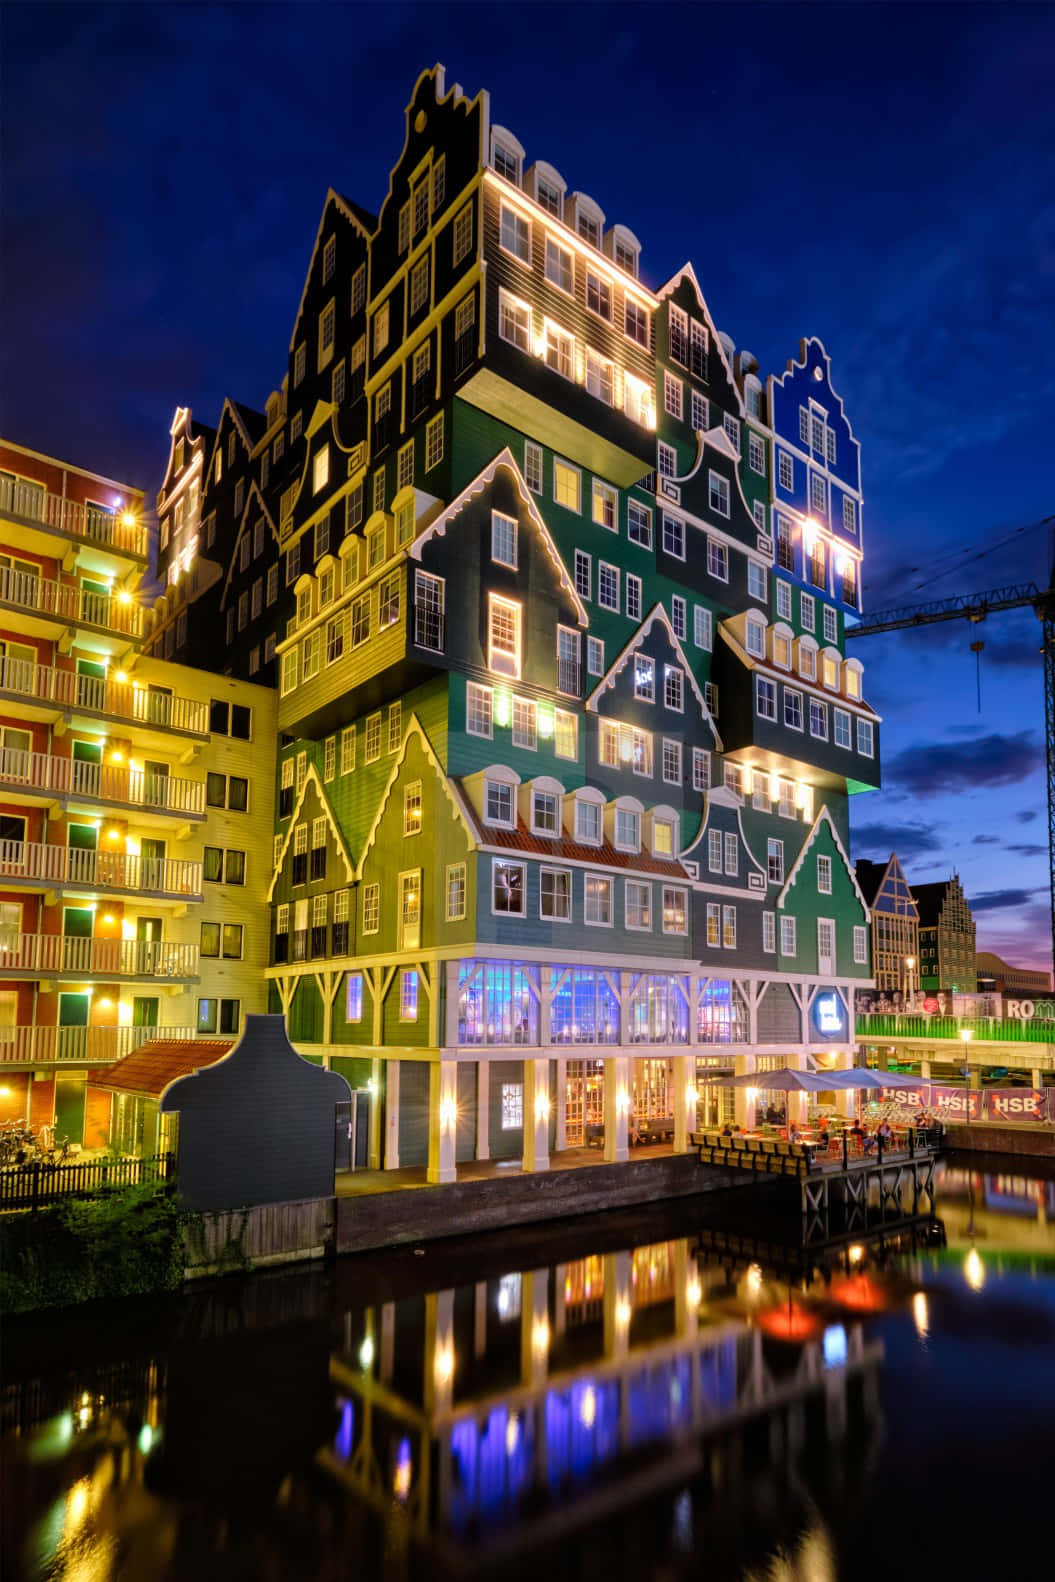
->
xmin=2 ymin=3 xmax=1052 ymax=971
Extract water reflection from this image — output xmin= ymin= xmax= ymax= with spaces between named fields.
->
xmin=4 ymin=1161 xmax=1055 ymax=1581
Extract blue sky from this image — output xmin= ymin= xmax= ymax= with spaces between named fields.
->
xmin=2 ymin=2 xmax=1052 ymax=970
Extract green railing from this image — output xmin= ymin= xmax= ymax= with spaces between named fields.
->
xmin=855 ymin=1014 xmax=1055 ymax=1045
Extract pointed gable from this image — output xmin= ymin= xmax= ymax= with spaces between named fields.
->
xmin=356 ymin=713 xmax=477 ymax=878
xmin=586 ymin=603 xmax=722 ymax=748
xmin=218 ymin=481 xmax=279 ymax=610
xmin=777 ymin=804 xmax=869 ymax=914
xmin=268 ymin=765 xmax=355 ymax=902
xmin=682 ymin=782 xmax=768 ymax=892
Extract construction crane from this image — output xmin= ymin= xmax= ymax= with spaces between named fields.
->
xmin=846 ymin=541 xmax=1055 ymax=974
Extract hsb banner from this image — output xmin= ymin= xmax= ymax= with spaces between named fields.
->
xmin=876 ymin=1085 xmax=1051 ymax=1125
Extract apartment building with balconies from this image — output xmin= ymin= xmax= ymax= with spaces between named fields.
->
xmin=0 ymin=439 xmax=278 ymax=1145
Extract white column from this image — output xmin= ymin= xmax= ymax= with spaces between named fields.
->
xmin=476 ymin=1058 xmax=490 ymax=1161
xmin=733 ymin=1053 xmax=756 ymax=1130
xmin=427 ymin=1058 xmax=458 ymax=1185
xmin=603 ymin=1250 xmax=631 ymax=1361
xmin=603 ymin=1054 xmax=630 ymax=1163
xmin=522 ymin=1057 xmax=551 ymax=1172
xmin=1032 ymin=1068 xmax=1043 ymax=1090
xmin=555 ymin=1057 xmax=568 ymax=1152
xmin=674 ymin=1053 xmax=695 ymax=1153
xmin=384 ymin=1059 xmax=400 ymax=1170
xmin=520 ymin=1268 xmax=550 ymax=1387
xmin=834 ymin=1050 xmax=854 ymax=1118
xmin=369 ymin=1058 xmax=383 ymax=1168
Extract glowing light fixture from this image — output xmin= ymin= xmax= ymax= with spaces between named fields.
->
xmin=912 ymin=1291 xmax=929 ymax=1339
xmin=359 ymin=1336 xmax=375 ymax=1370
xmin=964 ymin=1247 xmax=984 ymax=1292
xmin=580 ymin=1384 xmax=597 ymax=1429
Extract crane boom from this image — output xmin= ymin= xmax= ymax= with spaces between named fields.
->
xmin=846 ymin=576 xmax=1055 ymax=979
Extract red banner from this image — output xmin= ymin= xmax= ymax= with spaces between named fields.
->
xmin=874 ymin=1085 xmax=1051 ymax=1125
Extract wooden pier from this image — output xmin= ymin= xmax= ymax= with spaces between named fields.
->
xmin=692 ymin=1129 xmax=941 ymax=1242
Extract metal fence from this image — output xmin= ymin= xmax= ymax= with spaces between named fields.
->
xmin=0 ymin=1152 xmax=176 ymax=1211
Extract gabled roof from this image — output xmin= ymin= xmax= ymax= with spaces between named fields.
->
xmin=718 ymin=622 xmax=881 ymax=722
xmin=854 ymin=857 xmax=889 ymax=909
xmin=267 ymin=764 xmax=356 ymax=900
xmin=585 ymin=602 xmax=723 ymax=748
xmin=910 ymin=878 xmax=964 ymax=927
xmin=94 ymin=1039 xmax=234 ymax=1098
xmin=204 ymin=395 xmax=264 ymax=483
xmin=777 ymin=804 xmax=870 ymax=914
xmin=409 ymin=447 xmax=589 ymax=626
xmin=287 ymin=188 xmax=374 ymax=356
xmin=680 ymin=785 xmax=767 ymax=883
xmin=233 ymin=402 xmax=267 ymax=447
xmin=462 ymin=804 xmax=694 ymax=880
xmin=654 ymin=262 xmax=742 ymax=412
xmin=218 ymin=481 xmax=279 ymax=610
xmin=356 ymin=713 xmax=478 ymax=878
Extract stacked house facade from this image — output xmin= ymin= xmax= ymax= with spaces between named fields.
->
xmin=0 ymin=440 xmax=276 ymax=1147
xmin=911 ymin=875 xmax=977 ymax=993
xmin=855 ymin=854 xmax=920 ymax=996
xmin=153 ymin=65 xmax=881 ymax=1181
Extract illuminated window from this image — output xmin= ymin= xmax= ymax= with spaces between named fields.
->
xmin=400 ymin=970 xmax=418 ymax=1021
xmin=363 ymin=884 xmax=380 ymax=934
xmin=722 ymin=906 xmax=737 ymax=949
xmin=585 ymin=874 xmax=612 ymax=925
xmin=512 ymin=696 xmax=537 ymax=749
xmin=499 ymin=204 xmax=530 ymax=263
xmin=446 ymin=863 xmax=466 ymax=921
xmin=585 ymin=349 xmax=614 ymax=405
xmin=544 ymin=320 xmax=574 ymax=378
xmin=312 ymin=446 xmax=330 ymax=494
xmin=553 ymin=458 xmax=581 ymax=512
xmin=626 ymin=881 xmax=651 ymax=930
xmin=346 ymin=974 xmax=363 ymax=1020
xmin=634 ymin=656 xmax=655 ymax=701
xmin=592 ymin=479 xmax=617 ymax=531
xmin=692 ymin=748 xmax=711 ymax=791
xmin=492 ymin=860 xmax=525 ymax=915
xmin=554 ymin=709 xmax=577 ymax=760
xmin=544 ymin=237 xmax=573 ymax=293
xmin=466 ymin=682 xmax=493 ymax=738
xmin=488 ymin=594 xmax=520 ymax=677
xmin=663 ymin=887 xmax=687 ymax=935
xmin=501 ymin=1083 xmax=523 ymax=1129
xmin=403 ymin=780 xmax=422 ymax=836
xmin=585 ymin=270 xmax=611 ymax=320
xmin=624 ymin=373 xmax=654 ymax=427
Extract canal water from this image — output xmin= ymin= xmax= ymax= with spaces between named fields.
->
xmin=4 ymin=1154 xmax=1055 ymax=1582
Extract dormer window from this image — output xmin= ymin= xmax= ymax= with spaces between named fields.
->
xmin=485 ymin=779 xmax=515 ymax=828
xmin=773 ymin=633 xmax=792 ymax=670
xmin=615 ymin=807 xmax=640 ymax=852
xmin=608 ymin=225 xmax=640 ymax=278
xmin=797 ymin=636 xmax=818 ymax=682
xmin=745 ymin=616 xmax=766 ymax=659
xmin=652 ymin=815 xmax=677 ymax=857
xmin=528 ymin=160 xmax=566 ymax=217
xmin=822 ymin=649 xmax=841 ymax=690
xmin=568 ymin=193 xmax=605 ymax=248
xmin=491 ymin=128 xmax=524 ymax=184
xmin=531 ymin=789 xmax=560 ymax=835
xmin=296 ymin=584 xmax=313 ymax=626
xmin=844 ymin=659 xmax=863 ymax=700
xmin=319 ymin=567 xmax=334 ymax=608
xmin=574 ymin=795 xmax=602 ymax=845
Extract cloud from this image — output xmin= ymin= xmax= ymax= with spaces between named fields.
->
xmin=1016 ymin=810 xmax=1039 ymax=825
xmin=885 ymin=731 xmax=1043 ymax=796
xmin=850 ymin=821 xmax=942 ymax=861
xmin=1007 ymin=843 xmax=1047 ymax=858
xmin=972 ymin=834 xmax=999 ymax=845
xmin=970 ymin=887 xmax=1039 ymax=912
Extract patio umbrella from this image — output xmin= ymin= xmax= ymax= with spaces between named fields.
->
xmin=725 ymin=1068 xmax=833 ymax=1093
xmin=826 ymin=1068 xmax=924 ymax=1090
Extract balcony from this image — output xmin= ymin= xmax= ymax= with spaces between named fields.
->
xmin=0 ymin=474 xmax=148 ymax=563
xmin=0 ymin=840 xmax=203 ymax=902
xmin=0 ymin=746 xmax=204 ymax=821
xmin=0 ymin=563 xmax=144 ymax=641
xmin=0 ymin=1023 xmax=201 ymax=1067
xmin=0 ymin=655 xmax=209 ymax=738
xmin=0 ymin=933 xmax=199 ymax=981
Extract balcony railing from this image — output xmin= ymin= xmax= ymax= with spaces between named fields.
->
xmin=557 ymin=657 xmax=582 ymax=696
xmin=0 ymin=474 xmax=148 ymax=559
xmin=0 ymin=746 xmax=205 ymax=817
xmin=856 ymin=1012 xmax=1055 ymax=1045
xmin=0 ymin=1023 xmax=203 ymax=1066
xmin=0 ymin=655 xmax=209 ymax=735
xmin=0 ymin=840 xmax=203 ymax=899
xmin=0 ymin=563 xmax=143 ymax=638
xmin=0 ymin=933 xmax=199 ymax=978
xmin=413 ymin=601 xmax=444 ymax=653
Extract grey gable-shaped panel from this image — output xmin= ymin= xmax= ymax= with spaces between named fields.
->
xmin=160 ymin=1014 xmax=351 ymax=1211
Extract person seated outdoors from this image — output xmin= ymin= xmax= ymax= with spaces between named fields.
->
xmin=720 ymin=1120 xmax=733 ymax=1138
xmin=876 ymin=1118 xmax=893 ymax=1145
xmin=849 ymin=1120 xmax=866 ymax=1148
xmin=788 ymin=1122 xmax=801 ymax=1144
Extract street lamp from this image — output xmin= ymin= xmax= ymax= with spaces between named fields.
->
xmin=960 ymin=1027 xmax=973 ymax=1124
xmin=904 ymin=955 xmax=916 ymax=1005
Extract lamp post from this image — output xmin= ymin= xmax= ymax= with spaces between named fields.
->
xmin=960 ymin=1026 xmax=973 ymax=1125
xmin=904 ymin=955 xmax=916 ymax=1007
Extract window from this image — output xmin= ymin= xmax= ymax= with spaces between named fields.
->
xmin=767 ymin=838 xmax=784 ymax=884
xmin=690 ymin=320 xmax=708 ymax=377
xmin=409 ymin=256 xmax=430 ymax=314
xmin=652 ymin=817 xmax=676 ymax=856
xmin=776 ymin=580 xmax=792 ymax=621
xmin=492 ymin=510 xmax=517 ymax=568
xmin=748 ymin=561 xmax=767 ymax=602
xmin=197 ymin=999 xmax=240 ymax=1036
xmin=312 ymin=445 xmax=330 ymax=495
xmin=512 ymin=696 xmax=537 ymax=750
xmin=746 ymin=618 xmax=766 ymax=659
xmin=324 ymin=736 xmax=336 ymax=782
xmin=574 ymin=549 xmax=591 ymax=600
xmin=780 ymin=916 xmax=797 ymax=957
xmin=362 ymin=883 xmax=380 ymax=934
xmin=206 ymin=772 xmax=248 ymax=811
xmin=625 ymin=298 xmax=648 ymax=346
xmin=843 ymin=497 xmax=857 ymax=534
xmin=784 ymin=688 xmax=803 ymax=731
xmin=293 ymin=343 xmax=306 ymax=386
xmin=555 ymin=708 xmax=577 ymax=760
xmin=585 ymin=348 xmax=614 ymax=405
xmin=756 ymin=676 xmax=777 ymax=720
xmin=725 ymin=762 xmax=744 ymax=799
xmin=708 ymin=473 xmax=730 ymax=517
xmin=671 ymin=595 xmax=686 ymax=639
xmin=484 ymin=779 xmax=514 ymax=827
xmin=778 ymin=450 xmax=794 ymax=491
xmin=209 ymin=700 xmax=252 ymax=739
xmin=453 ymin=203 xmax=473 ymax=265
xmin=705 ymin=903 xmax=720 ymax=948
xmin=540 ymin=867 xmax=572 ymax=921
xmin=387 ymin=702 xmax=401 ymax=752
xmin=267 ymin=564 xmax=279 ymax=605
xmin=399 ymin=970 xmax=419 ymax=1022
xmin=664 ymin=666 xmax=684 ymax=711
xmin=809 ymin=699 xmax=828 ymax=739
xmin=403 ymin=780 xmax=422 ymax=836
xmin=752 ymin=500 xmax=767 ymax=531
xmin=668 ymin=305 xmax=688 ymax=364
xmin=592 ymin=478 xmax=617 ymax=531
xmin=372 ymin=299 xmax=389 ymax=357
xmin=834 ymin=709 xmax=852 ymax=749
xmin=576 ymin=209 xmax=600 ymax=246
xmin=662 ymin=738 xmax=681 ymax=784
xmin=598 ymin=561 xmax=619 ymax=610
xmin=662 ymin=513 xmax=685 ymax=559
xmin=531 ymin=789 xmax=559 ymax=834
xmin=707 ymin=539 xmax=729 ymax=581
xmin=624 ymin=373 xmax=654 ymax=427
xmin=544 ymin=236 xmax=573 ymax=293
xmin=694 ymin=606 xmax=713 ymax=651
xmin=748 ymin=432 xmax=765 ymax=474
xmin=567 ymin=801 xmax=599 ymax=850
xmin=498 ymin=289 xmax=531 ymax=352
xmin=724 ymin=832 xmax=738 ymax=877
xmin=810 ymin=472 xmax=827 ymax=516
xmin=707 ymin=829 xmax=723 ymax=874
xmin=817 ymin=855 xmax=832 ymax=894
xmin=625 ymin=881 xmax=651 ymax=930
xmin=500 ymin=203 xmax=530 ymax=262
xmin=446 ymin=862 xmax=466 ymax=921
xmin=553 ymin=458 xmax=580 ymax=512
xmin=425 ymin=412 xmax=444 ymax=471
xmin=544 ymin=320 xmax=574 ymax=378
xmin=488 ymin=594 xmax=520 ymax=677
xmin=615 ymin=807 xmax=640 ymax=850
xmin=657 ymin=441 xmax=677 ymax=480
xmin=501 ymin=1084 xmax=523 ymax=1130
xmin=823 ymin=605 xmax=839 ymax=644
xmin=626 ymin=574 xmax=641 ymax=621
xmin=634 ymin=655 xmax=655 ymax=701
xmin=204 ymin=846 xmax=245 ymax=885
xmin=857 ymin=718 xmax=875 ymax=757
xmin=722 ymin=907 xmax=737 ymax=948
xmin=691 ymin=390 xmax=709 ymax=431
xmin=853 ymin=925 xmax=868 ymax=965
xmin=692 ymin=748 xmax=711 ymax=791
xmin=365 ymin=712 xmax=382 ymax=761
xmin=341 ymin=726 xmax=356 ymax=773
xmin=586 ymin=270 xmax=611 ymax=320
xmin=628 ymin=500 xmax=652 ymax=547
xmin=762 ymin=911 xmax=776 ymax=954
xmin=493 ymin=860 xmax=525 ymax=915
xmin=524 ymin=441 xmax=543 ymax=493
xmin=537 ymin=176 xmax=562 ymax=216
xmin=664 ymin=370 xmax=683 ymax=419
xmin=777 ymin=777 xmax=796 ymax=818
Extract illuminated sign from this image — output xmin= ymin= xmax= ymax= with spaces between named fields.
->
xmin=813 ymin=992 xmax=846 ymax=1036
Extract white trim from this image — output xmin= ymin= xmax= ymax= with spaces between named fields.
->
xmin=267 ymin=764 xmax=354 ymax=901
xmin=355 ymin=714 xmax=478 ymax=880
xmin=584 ymin=602 xmax=723 ymax=747
xmin=775 ymin=805 xmax=870 ymax=914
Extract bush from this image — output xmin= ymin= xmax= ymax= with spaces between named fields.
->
xmin=0 ymin=1184 xmax=186 ymax=1315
